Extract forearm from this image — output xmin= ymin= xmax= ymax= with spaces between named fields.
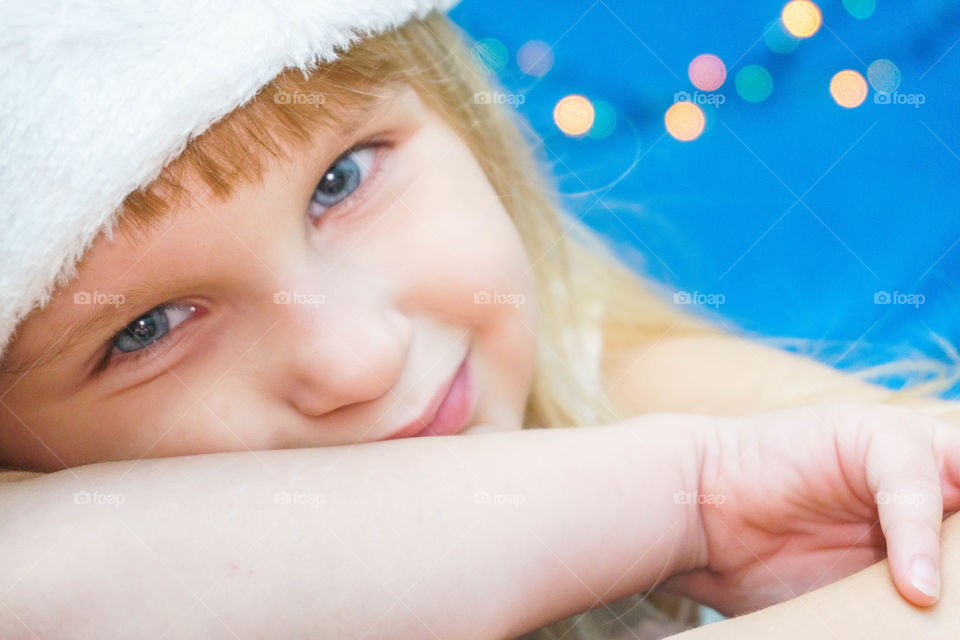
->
xmin=0 ymin=417 xmax=707 ymax=640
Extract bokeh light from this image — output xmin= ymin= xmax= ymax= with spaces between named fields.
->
xmin=781 ymin=1 xmax=823 ymax=39
xmin=554 ymin=95 xmax=595 ymax=136
xmin=764 ymin=18 xmax=801 ymax=54
xmin=473 ymin=37 xmax=508 ymax=73
xmin=867 ymin=59 xmax=901 ymax=94
xmin=688 ymin=54 xmax=727 ymax=92
xmin=735 ymin=65 xmax=774 ymax=103
xmin=587 ymin=100 xmax=617 ymax=139
xmin=843 ymin=0 xmax=876 ymax=19
xmin=830 ymin=69 xmax=869 ymax=108
xmin=665 ymin=102 xmax=706 ymax=142
xmin=517 ymin=40 xmax=554 ymax=77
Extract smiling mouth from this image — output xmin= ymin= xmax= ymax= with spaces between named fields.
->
xmin=385 ymin=350 xmax=474 ymax=440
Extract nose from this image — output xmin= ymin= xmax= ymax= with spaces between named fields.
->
xmin=276 ymin=286 xmax=412 ymax=417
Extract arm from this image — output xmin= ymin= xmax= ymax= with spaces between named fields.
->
xmin=669 ymin=511 xmax=960 ymax=639
xmin=0 ymin=417 xmax=707 ymax=640
xmin=602 ymin=333 xmax=906 ymax=415
xmin=606 ymin=333 xmax=960 ymax=637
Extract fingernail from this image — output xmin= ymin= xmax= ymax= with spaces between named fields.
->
xmin=910 ymin=555 xmax=940 ymax=599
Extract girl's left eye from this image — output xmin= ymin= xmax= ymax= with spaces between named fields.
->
xmin=308 ymin=145 xmax=379 ymax=219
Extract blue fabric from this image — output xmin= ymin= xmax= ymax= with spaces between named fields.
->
xmin=450 ymin=0 xmax=960 ymax=394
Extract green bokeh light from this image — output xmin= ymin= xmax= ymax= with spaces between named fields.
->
xmin=735 ymin=65 xmax=774 ymax=103
xmin=843 ymin=0 xmax=876 ymax=19
xmin=764 ymin=18 xmax=800 ymax=54
xmin=588 ymin=100 xmax=617 ymax=139
xmin=473 ymin=38 xmax=508 ymax=73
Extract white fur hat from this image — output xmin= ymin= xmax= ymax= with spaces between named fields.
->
xmin=0 ymin=0 xmax=460 ymax=363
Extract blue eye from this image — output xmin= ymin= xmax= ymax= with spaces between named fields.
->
xmin=309 ymin=146 xmax=378 ymax=218
xmin=112 ymin=304 xmax=195 ymax=355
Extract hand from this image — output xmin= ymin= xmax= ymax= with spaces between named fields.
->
xmin=661 ymin=401 xmax=960 ymax=615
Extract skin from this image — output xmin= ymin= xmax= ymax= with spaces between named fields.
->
xmin=2 ymin=77 xmax=960 ymax=636
xmin=0 ymin=83 xmax=537 ymax=471
xmin=670 ymin=512 xmax=960 ymax=640
xmin=606 ymin=333 xmax=960 ymax=633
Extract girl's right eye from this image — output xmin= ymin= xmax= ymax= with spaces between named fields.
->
xmin=107 ymin=303 xmax=196 ymax=360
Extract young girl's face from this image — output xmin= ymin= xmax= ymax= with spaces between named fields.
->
xmin=0 ymin=83 xmax=538 ymax=471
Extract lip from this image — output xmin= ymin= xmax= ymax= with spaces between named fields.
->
xmin=385 ymin=351 xmax=475 ymax=440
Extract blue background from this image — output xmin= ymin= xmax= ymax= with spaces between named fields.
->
xmin=449 ymin=0 xmax=960 ymax=394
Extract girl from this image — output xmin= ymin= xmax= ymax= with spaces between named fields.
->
xmin=2 ymin=1 xmax=960 ymax=638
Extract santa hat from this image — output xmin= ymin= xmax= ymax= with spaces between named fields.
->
xmin=0 ymin=0 xmax=460 ymax=363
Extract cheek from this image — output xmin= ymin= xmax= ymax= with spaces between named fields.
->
xmin=369 ymin=135 xmax=536 ymax=323
xmin=378 ymin=140 xmax=538 ymax=418
xmin=0 ymin=387 xmax=158 ymax=470
xmin=48 ymin=369 xmax=269 ymax=464
xmin=81 ymin=381 xmax=214 ymax=459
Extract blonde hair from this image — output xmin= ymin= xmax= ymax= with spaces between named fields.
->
xmin=113 ymin=9 xmax=953 ymax=639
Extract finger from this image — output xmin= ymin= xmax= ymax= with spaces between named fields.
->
xmin=931 ymin=416 xmax=960 ymax=512
xmin=867 ymin=425 xmax=943 ymax=607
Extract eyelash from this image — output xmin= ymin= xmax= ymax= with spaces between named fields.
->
xmin=309 ymin=139 xmax=392 ymax=221
xmin=94 ymin=137 xmax=394 ymax=376
xmin=94 ymin=303 xmax=199 ymax=375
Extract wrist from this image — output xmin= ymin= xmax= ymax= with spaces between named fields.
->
xmin=611 ymin=411 xmax=718 ymax=579
xmin=674 ymin=412 xmax=716 ymax=575
xmin=685 ymin=413 xmax=721 ymax=574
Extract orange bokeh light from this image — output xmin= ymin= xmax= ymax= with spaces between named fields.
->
xmin=782 ymin=0 xmax=822 ymax=38
xmin=553 ymin=95 xmax=595 ymax=136
xmin=665 ymin=102 xmax=706 ymax=142
xmin=830 ymin=69 xmax=868 ymax=108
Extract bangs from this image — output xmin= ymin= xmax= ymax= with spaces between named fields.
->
xmin=116 ymin=36 xmax=405 ymax=240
